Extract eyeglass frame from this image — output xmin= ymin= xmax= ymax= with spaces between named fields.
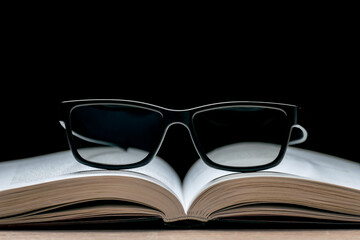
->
xmin=59 ymin=99 xmax=307 ymax=172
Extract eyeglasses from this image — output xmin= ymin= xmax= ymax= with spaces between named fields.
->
xmin=59 ymin=99 xmax=307 ymax=172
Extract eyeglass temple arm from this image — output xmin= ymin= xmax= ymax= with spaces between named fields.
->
xmin=59 ymin=121 xmax=127 ymax=148
xmin=289 ymin=124 xmax=308 ymax=145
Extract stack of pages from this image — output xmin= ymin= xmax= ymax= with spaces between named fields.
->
xmin=0 ymin=144 xmax=359 ymax=226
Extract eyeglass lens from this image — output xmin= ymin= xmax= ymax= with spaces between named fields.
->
xmin=70 ymin=105 xmax=164 ymax=166
xmin=192 ymin=106 xmax=288 ymax=167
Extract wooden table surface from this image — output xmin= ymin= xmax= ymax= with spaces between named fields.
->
xmin=1 ymin=230 xmax=360 ymax=240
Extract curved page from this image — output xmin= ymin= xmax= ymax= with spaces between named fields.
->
xmin=183 ymin=145 xmax=360 ymax=213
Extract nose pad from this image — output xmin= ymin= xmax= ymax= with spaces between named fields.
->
xmin=157 ymin=123 xmax=200 ymax=180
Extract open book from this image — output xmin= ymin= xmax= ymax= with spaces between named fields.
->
xmin=1 ymin=144 xmax=360 ymax=227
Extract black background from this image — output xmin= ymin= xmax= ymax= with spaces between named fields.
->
xmin=2 ymin=8 xmax=358 ymax=179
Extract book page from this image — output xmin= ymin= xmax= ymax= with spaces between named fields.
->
xmin=0 ymin=149 xmax=183 ymax=204
xmin=183 ymin=145 xmax=360 ymax=213
xmin=267 ymin=147 xmax=360 ymax=190
xmin=182 ymin=157 xmax=232 ymax=212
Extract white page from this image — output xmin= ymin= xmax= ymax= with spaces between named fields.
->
xmin=268 ymin=147 xmax=360 ymax=190
xmin=0 ymin=149 xmax=183 ymax=205
xmin=183 ymin=157 xmax=232 ymax=212
xmin=183 ymin=145 xmax=360 ymax=213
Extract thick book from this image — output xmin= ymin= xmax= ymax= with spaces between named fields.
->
xmin=0 ymin=144 xmax=360 ymax=227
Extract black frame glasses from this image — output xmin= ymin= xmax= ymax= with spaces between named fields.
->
xmin=59 ymin=99 xmax=307 ymax=172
